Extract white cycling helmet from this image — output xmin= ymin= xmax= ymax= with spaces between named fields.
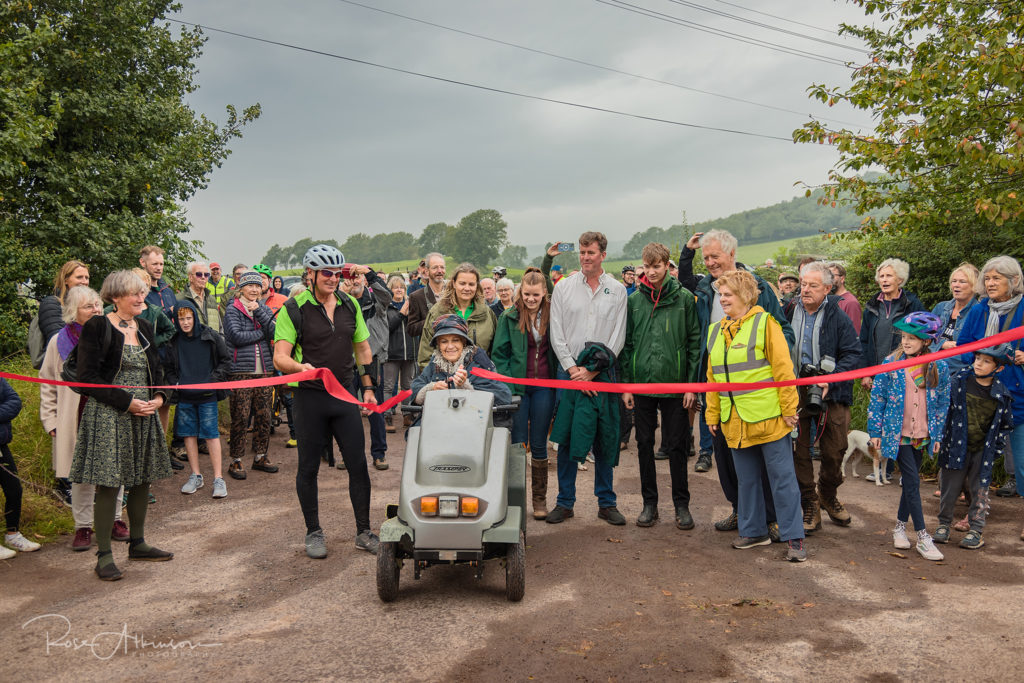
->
xmin=303 ymin=244 xmax=344 ymax=270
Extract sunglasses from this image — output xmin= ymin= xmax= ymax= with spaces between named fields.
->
xmin=318 ymin=269 xmax=344 ymax=279
xmin=193 ymin=272 xmax=211 ymax=278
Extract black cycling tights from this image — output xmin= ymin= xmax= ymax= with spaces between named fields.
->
xmin=0 ymin=444 xmax=22 ymax=531
xmin=293 ymin=389 xmax=371 ymax=535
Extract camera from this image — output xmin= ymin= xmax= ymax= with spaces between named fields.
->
xmin=799 ymin=355 xmax=836 ymax=416
xmin=557 ymin=242 xmax=575 ymax=252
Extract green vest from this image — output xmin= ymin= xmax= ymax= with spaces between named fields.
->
xmin=706 ymin=312 xmax=781 ymax=423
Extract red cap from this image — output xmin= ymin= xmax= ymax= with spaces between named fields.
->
xmin=210 ymin=262 xmax=222 ymax=269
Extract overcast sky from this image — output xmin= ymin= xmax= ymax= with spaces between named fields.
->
xmin=176 ymin=0 xmax=875 ymax=265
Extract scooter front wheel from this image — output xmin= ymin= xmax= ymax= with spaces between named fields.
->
xmin=377 ymin=541 xmax=401 ymax=602
xmin=505 ymin=531 xmax=525 ymax=602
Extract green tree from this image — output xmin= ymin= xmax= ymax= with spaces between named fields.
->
xmin=417 ymin=222 xmax=454 ymax=256
xmin=0 ymin=0 xmax=260 ymax=354
xmin=794 ymin=1 xmax=1023 ymax=287
xmin=449 ymin=209 xmax=508 ymax=267
xmin=498 ymin=244 xmax=528 ymax=269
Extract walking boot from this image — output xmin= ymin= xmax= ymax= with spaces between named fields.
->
xmin=531 ymin=458 xmax=549 ymax=520
xmin=818 ymin=488 xmax=852 ymax=526
xmin=802 ymin=500 xmax=821 ymax=533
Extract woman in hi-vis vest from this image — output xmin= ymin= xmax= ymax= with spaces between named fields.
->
xmin=704 ymin=270 xmax=805 ymax=562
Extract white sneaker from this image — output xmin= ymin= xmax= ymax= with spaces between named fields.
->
xmin=577 ymin=461 xmax=587 ymax=471
xmin=586 ymin=452 xmax=595 ymax=463
xmin=180 ymin=473 xmax=203 ymax=494
xmin=0 ymin=544 xmax=16 ymax=560
xmin=916 ymin=534 xmax=944 ymax=561
xmin=893 ymin=522 xmax=911 ymax=549
xmin=5 ymin=531 xmax=41 ymax=552
xmin=211 ymin=477 xmax=227 ymax=499
xmin=865 ymin=473 xmax=877 ymax=482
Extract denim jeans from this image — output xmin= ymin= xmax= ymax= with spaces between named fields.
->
xmin=896 ymin=445 xmax=926 ymax=530
xmin=1010 ymin=422 xmax=1024 ymax=495
xmin=511 ymin=385 xmax=556 ymax=461
xmin=732 ymin=435 xmax=803 ymax=541
xmin=553 ymin=366 xmax=616 ymax=509
xmin=697 ymin=408 xmax=713 ymax=454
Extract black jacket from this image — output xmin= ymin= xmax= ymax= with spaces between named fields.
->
xmin=785 ymin=295 xmax=862 ymax=406
xmin=38 ymin=295 xmax=65 ymax=346
xmin=163 ymin=300 xmax=233 ymax=403
xmin=386 ymin=301 xmax=417 ymax=362
xmin=76 ymin=315 xmax=166 ymax=412
xmin=222 ymin=297 xmax=276 ymax=374
xmin=0 ymin=378 xmax=22 ymax=445
xmin=860 ymin=290 xmax=926 ymax=368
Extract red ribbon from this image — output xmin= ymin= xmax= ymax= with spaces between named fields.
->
xmin=0 ymin=368 xmax=410 ymax=414
xmin=471 ymin=327 xmax=1024 ymax=393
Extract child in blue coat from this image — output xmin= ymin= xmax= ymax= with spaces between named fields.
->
xmin=0 ymin=378 xmax=42 ymax=557
xmin=935 ymin=344 xmax=1015 ymax=549
xmin=867 ymin=312 xmax=950 ymax=561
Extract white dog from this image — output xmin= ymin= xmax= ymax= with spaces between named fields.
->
xmin=842 ymin=429 xmax=889 ymax=485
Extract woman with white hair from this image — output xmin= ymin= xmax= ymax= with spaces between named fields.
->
xmin=859 ymin=258 xmax=926 ymax=390
xmin=931 ymin=262 xmax=981 ymax=375
xmin=489 ymin=277 xmax=516 ymax=318
xmin=955 ymin=255 xmax=1024 ymax=506
xmin=39 ymin=286 xmax=128 ymax=551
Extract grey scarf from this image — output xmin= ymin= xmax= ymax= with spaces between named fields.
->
xmin=985 ymin=294 xmax=1022 ymax=337
xmin=790 ymin=299 xmax=826 ymax=370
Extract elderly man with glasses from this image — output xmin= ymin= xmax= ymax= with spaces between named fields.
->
xmin=179 ymin=261 xmax=221 ymax=332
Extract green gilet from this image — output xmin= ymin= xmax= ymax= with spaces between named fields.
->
xmin=707 ymin=312 xmax=781 ymax=423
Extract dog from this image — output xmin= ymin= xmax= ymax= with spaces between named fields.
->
xmin=842 ymin=429 xmax=889 ymax=485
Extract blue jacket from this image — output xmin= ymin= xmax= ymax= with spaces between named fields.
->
xmin=859 ymin=290 xmax=926 ymax=368
xmin=930 ymin=298 xmax=979 ymax=374
xmin=939 ymin=367 xmax=1014 ymax=487
xmin=784 ymin=295 xmax=862 ymax=406
xmin=146 ymin=278 xmax=178 ymax=318
xmin=867 ymin=356 xmax=951 ymax=461
xmin=222 ymin=298 xmax=276 ymax=374
xmin=956 ymin=297 xmax=1024 ymax=424
xmin=0 ymin=378 xmax=23 ymax=445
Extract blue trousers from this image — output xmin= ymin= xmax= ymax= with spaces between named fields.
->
xmin=511 ymin=385 xmax=555 ymax=461
xmin=1010 ymin=423 xmax=1024 ymax=495
xmin=732 ymin=435 xmax=803 ymax=541
xmin=697 ymin=408 xmax=713 ymax=454
xmin=554 ymin=366 xmax=616 ymax=509
xmin=896 ymin=444 xmax=926 ymax=530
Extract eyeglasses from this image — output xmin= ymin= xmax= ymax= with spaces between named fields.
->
xmin=318 ymin=269 xmax=343 ymax=279
xmin=193 ymin=272 xmax=211 ymax=278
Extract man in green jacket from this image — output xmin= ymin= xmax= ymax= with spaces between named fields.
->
xmin=621 ymin=242 xmax=702 ymax=530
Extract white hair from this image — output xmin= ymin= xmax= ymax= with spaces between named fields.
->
xmin=979 ymin=255 xmax=1024 ymax=297
xmin=186 ymin=261 xmax=208 ymax=275
xmin=875 ymin=258 xmax=909 ymax=286
xmin=698 ymin=229 xmax=738 ymax=255
xmin=496 ymin=278 xmax=514 ymax=291
xmin=61 ymin=285 xmax=102 ymax=323
xmin=799 ymin=260 xmax=834 ymax=287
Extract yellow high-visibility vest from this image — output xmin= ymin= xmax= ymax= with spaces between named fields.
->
xmin=707 ymin=312 xmax=781 ymax=423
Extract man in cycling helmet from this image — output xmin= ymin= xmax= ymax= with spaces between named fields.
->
xmin=492 ymin=266 xmax=507 ymax=281
xmin=274 ymin=244 xmax=380 ymax=560
xmin=621 ymin=265 xmax=637 ymax=296
xmin=253 ymin=263 xmax=287 ymax=313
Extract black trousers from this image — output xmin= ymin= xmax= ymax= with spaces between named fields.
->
xmin=294 ymin=389 xmax=371 ymax=535
xmin=711 ymin=426 xmax=776 ymax=523
xmin=0 ymin=444 xmax=22 ymax=531
xmin=635 ymin=396 xmax=690 ymax=508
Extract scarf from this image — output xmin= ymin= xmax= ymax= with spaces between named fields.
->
xmin=985 ymin=294 xmax=1022 ymax=337
xmin=56 ymin=322 xmax=83 ymax=361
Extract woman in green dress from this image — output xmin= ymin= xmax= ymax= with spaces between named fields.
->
xmin=71 ymin=270 xmax=174 ymax=580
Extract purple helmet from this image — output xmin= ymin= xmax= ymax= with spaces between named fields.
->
xmin=894 ymin=311 xmax=943 ymax=341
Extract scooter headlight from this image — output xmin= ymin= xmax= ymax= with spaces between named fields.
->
xmin=438 ymin=495 xmax=460 ymax=517
xmin=460 ymin=497 xmax=479 ymax=516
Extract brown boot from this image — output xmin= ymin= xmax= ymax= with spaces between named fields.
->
xmin=531 ymin=458 xmax=548 ymax=520
xmin=802 ymin=499 xmax=821 ymax=534
xmin=819 ymin=488 xmax=852 ymax=526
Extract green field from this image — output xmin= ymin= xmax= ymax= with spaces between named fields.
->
xmin=276 ymin=235 xmax=812 ymax=282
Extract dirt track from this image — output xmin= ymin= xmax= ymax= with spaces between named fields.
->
xmin=3 ymin=421 xmax=1024 ymax=681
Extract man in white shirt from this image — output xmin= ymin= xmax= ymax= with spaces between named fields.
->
xmin=547 ymin=231 xmax=628 ymax=525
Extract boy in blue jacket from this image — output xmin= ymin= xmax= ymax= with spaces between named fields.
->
xmin=936 ymin=344 xmax=1015 ymax=549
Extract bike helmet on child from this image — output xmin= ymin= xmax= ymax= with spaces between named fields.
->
xmin=976 ymin=343 xmax=1015 ymax=366
xmin=302 ymin=245 xmax=345 ymax=270
xmin=893 ymin=311 xmax=943 ymax=341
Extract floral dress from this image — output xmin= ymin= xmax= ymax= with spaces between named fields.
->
xmin=70 ymin=343 xmax=171 ymax=487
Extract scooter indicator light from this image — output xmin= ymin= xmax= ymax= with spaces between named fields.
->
xmin=438 ymin=495 xmax=460 ymax=517
xmin=460 ymin=497 xmax=479 ymax=516
xmin=420 ymin=496 xmax=438 ymax=516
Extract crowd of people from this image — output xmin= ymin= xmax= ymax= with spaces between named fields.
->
xmin=3 ymin=230 xmax=1023 ymax=578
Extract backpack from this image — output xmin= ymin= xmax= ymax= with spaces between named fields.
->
xmin=60 ymin=322 xmax=113 ymax=395
xmin=28 ymin=314 xmax=46 ymax=369
xmin=282 ymin=294 xmax=356 ymax=358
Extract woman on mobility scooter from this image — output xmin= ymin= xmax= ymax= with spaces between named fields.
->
xmin=411 ymin=314 xmax=511 ymax=409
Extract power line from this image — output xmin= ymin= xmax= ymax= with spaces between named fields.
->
xmin=170 ymin=19 xmax=795 ymax=141
xmin=595 ymin=0 xmax=852 ymax=67
xmin=332 ymin=0 xmax=866 ymax=128
xmin=663 ymin=0 xmax=869 ymax=53
xmin=710 ymin=0 xmax=844 ymax=36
